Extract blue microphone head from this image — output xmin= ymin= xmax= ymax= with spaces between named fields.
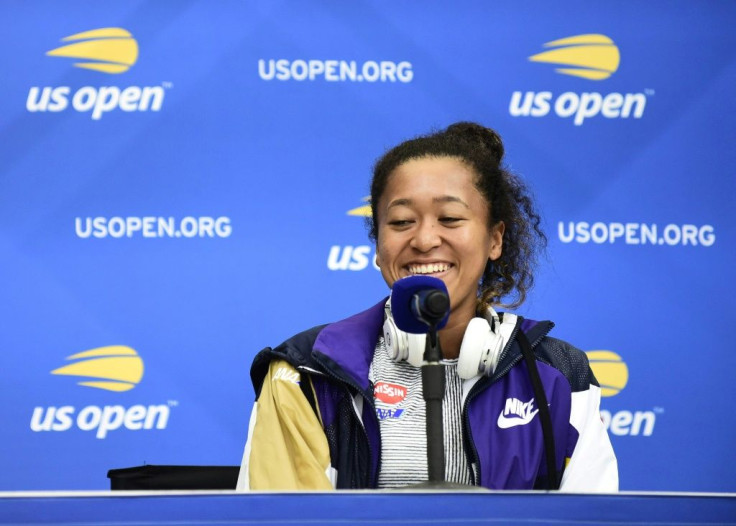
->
xmin=390 ymin=275 xmax=450 ymax=334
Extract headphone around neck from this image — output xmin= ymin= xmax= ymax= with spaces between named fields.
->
xmin=382 ymin=299 xmax=517 ymax=379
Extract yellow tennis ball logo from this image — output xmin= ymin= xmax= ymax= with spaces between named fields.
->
xmin=528 ymin=34 xmax=620 ymax=81
xmin=51 ymin=346 xmax=144 ymax=392
xmin=585 ymin=350 xmax=628 ymax=397
xmin=46 ymin=27 xmax=139 ymax=74
xmin=347 ymin=196 xmax=372 ymax=217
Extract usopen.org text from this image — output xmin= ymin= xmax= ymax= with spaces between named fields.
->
xmin=558 ymin=222 xmax=715 ymax=246
xmin=75 ymin=216 xmax=232 ymax=239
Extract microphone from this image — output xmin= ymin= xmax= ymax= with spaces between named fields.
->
xmin=390 ymin=276 xmax=450 ymax=334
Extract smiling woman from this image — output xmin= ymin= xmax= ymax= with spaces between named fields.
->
xmin=236 ymin=122 xmax=618 ymax=493
xmin=370 ymin=122 xmax=543 ymax=311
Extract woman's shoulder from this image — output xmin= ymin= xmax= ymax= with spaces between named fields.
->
xmin=250 ymin=324 xmax=327 ymax=392
xmin=253 ymin=324 xmax=327 ymax=373
xmin=533 ymin=335 xmax=596 ymax=392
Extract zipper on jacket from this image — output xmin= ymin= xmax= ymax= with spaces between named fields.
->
xmin=310 ymin=355 xmax=379 ymax=488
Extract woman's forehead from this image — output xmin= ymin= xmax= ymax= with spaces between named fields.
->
xmin=382 ymin=157 xmax=484 ymax=204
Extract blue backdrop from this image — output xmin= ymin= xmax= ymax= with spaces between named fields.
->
xmin=1 ymin=1 xmax=734 ymax=491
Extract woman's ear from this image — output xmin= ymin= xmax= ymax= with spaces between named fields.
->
xmin=489 ymin=221 xmax=505 ymax=261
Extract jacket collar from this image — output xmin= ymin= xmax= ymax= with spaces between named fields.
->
xmin=311 ymin=298 xmax=387 ymax=392
xmin=520 ymin=318 xmax=555 ymax=345
xmin=491 ymin=317 xmax=555 ymax=382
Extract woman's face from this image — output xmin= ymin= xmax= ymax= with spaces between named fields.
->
xmin=375 ymin=156 xmax=504 ymax=322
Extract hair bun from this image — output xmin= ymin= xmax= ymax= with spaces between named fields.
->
xmin=445 ymin=122 xmax=504 ymax=165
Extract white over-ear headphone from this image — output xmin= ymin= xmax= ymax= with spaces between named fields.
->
xmin=383 ymin=301 xmax=426 ymax=367
xmin=382 ymin=300 xmax=518 ymax=379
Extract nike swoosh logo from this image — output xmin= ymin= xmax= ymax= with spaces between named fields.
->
xmin=497 ymin=409 xmax=539 ymax=429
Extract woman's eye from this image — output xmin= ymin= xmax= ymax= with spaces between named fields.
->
xmin=388 ymin=219 xmax=413 ymax=227
xmin=440 ymin=217 xmax=462 ymax=224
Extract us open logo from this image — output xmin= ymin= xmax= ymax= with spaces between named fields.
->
xmin=45 ymin=27 xmax=138 ymax=74
xmin=509 ymin=33 xmax=651 ymax=125
xmin=51 ymin=345 xmax=144 ymax=392
xmin=30 ymin=346 xmax=174 ymax=439
xmin=347 ymin=197 xmax=371 ymax=218
xmin=528 ymin=34 xmax=619 ymax=81
xmin=27 ymin=27 xmax=169 ymax=120
xmin=585 ymin=350 xmax=658 ymax=437
xmin=585 ymin=350 xmax=628 ymax=397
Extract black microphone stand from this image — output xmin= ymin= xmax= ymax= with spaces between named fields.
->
xmin=422 ymin=323 xmax=446 ymax=484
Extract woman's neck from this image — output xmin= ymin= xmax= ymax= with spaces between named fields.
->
xmin=437 ymin=304 xmax=479 ymax=359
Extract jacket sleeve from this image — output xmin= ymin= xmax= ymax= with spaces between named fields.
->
xmin=559 ymin=383 xmax=619 ymax=492
xmin=236 ymin=359 xmax=334 ymax=490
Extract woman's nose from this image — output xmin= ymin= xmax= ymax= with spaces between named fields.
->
xmin=410 ymin=220 xmax=441 ymax=252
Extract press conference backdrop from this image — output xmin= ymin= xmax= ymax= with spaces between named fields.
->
xmin=1 ymin=1 xmax=734 ymax=492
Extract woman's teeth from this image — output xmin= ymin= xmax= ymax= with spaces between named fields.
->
xmin=408 ymin=263 xmax=450 ymax=275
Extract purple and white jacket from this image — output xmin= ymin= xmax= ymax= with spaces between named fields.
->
xmin=243 ymin=299 xmax=618 ymax=491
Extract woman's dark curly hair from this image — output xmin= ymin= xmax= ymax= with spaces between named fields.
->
xmin=368 ymin=122 xmax=546 ymax=309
